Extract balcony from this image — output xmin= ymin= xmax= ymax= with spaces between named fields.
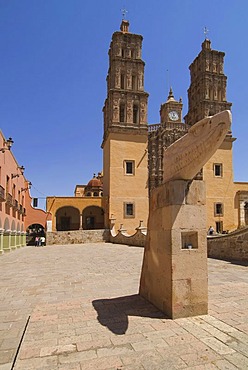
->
xmin=6 ymin=193 xmax=13 ymax=207
xmin=13 ymin=200 xmax=19 ymax=210
xmin=0 ymin=185 xmax=5 ymax=202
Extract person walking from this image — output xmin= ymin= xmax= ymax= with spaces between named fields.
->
xmin=208 ymin=226 xmax=214 ymax=235
xmin=40 ymin=236 xmax=45 ymax=247
xmin=35 ymin=236 xmax=39 ymax=247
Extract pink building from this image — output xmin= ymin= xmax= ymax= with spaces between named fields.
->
xmin=0 ymin=130 xmax=51 ymax=253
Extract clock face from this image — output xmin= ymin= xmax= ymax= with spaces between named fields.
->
xmin=168 ymin=111 xmax=179 ymax=121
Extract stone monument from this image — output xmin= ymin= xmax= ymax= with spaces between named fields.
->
xmin=139 ymin=110 xmax=231 ymax=319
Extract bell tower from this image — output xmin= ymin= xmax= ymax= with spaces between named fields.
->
xmin=102 ymin=20 xmax=149 ymax=233
xmin=185 ymin=38 xmax=232 ymax=126
xmin=160 ymin=87 xmax=183 ymax=125
xmin=185 ymin=38 xmax=236 ymax=233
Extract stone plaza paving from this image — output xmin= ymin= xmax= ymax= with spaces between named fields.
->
xmin=0 ymin=243 xmax=248 ymax=370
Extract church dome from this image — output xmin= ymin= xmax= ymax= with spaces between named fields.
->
xmin=87 ymin=175 xmax=102 ymax=189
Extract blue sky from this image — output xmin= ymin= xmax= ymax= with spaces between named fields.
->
xmin=0 ymin=0 xmax=247 ymax=209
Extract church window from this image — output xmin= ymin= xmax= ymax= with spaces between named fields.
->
xmin=93 ymin=192 xmax=98 ymax=197
xmin=133 ymin=104 xmax=139 ymax=123
xmin=215 ymin=203 xmax=223 ymax=216
xmin=132 ymin=75 xmax=137 ymax=90
xmin=124 ymin=160 xmax=135 ymax=175
xmin=121 ymin=74 xmax=125 ymax=89
xmin=214 ymin=163 xmax=223 ymax=177
xmin=120 ymin=104 xmax=125 ymax=122
xmin=124 ymin=202 xmax=135 ymax=218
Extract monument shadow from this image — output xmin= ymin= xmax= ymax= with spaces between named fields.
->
xmin=92 ymin=294 xmax=167 ymax=335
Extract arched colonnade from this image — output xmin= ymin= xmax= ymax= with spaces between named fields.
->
xmin=55 ymin=205 xmax=105 ymax=231
xmin=0 ymin=217 xmax=26 ymax=254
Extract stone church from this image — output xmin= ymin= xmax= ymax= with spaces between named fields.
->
xmin=101 ymin=19 xmax=248 ymax=235
xmin=46 ymin=19 xmax=248 ymax=237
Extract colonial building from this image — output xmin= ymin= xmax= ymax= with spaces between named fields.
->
xmin=46 ymin=173 xmax=106 ymax=232
xmin=44 ymin=20 xmax=248 ymax=238
xmin=0 ymin=130 xmax=50 ymax=252
xmin=103 ymin=20 xmax=248 ymax=234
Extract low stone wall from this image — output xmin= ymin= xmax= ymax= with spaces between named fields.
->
xmin=46 ymin=229 xmax=109 ymax=245
xmin=109 ymin=227 xmax=147 ymax=247
xmin=207 ymin=227 xmax=248 ymax=262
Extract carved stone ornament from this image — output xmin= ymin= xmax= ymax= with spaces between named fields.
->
xmin=163 ymin=110 xmax=231 ymax=183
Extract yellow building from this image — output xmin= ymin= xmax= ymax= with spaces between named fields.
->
xmin=102 ymin=21 xmax=248 ymax=235
xmin=46 ymin=20 xmax=248 ymax=237
xmin=46 ymin=174 xmax=106 ymax=232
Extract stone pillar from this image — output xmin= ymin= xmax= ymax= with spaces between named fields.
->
xmin=239 ymin=200 xmax=246 ymax=228
xmin=3 ymin=229 xmax=11 ymax=252
xmin=21 ymin=232 xmax=26 ymax=247
xmin=79 ymin=213 xmax=83 ymax=230
xmin=139 ymin=180 xmax=208 ymax=319
xmin=11 ymin=231 xmax=17 ymax=250
xmin=16 ymin=232 xmax=21 ymax=248
xmin=0 ymin=228 xmax=4 ymax=255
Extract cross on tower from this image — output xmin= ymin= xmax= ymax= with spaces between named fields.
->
xmin=204 ymin=26 xmax=209 ymax=39
xmin=121 ymin=7 xmax=128 ymax=20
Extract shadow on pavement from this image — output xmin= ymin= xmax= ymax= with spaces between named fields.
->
xmin=92 ymin=294 xmax=167 ymax=335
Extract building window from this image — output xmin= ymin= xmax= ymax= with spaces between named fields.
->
xmin=131 ymin=49 xmax=136 ymax=59
xmin=120 ymin=104 xmax=125 ymax=122
xmin=12 ymin=184 xmax=16 ymax=198
xmin=214 ymin=163 xmax=223 ymax=177
xmin=132 ymin=75 xmax=137 ymax=90
xmin=121 ymin=74 xmax=125 ymax=89
xmin=121 ymin=48 xmax=125 ymax=58
xmin=6 ymin=175 xmax=9 ymax=194
xmin=215 ymin=221 xmax=223 ymax=234
xmin=133 ymin=104 xmax=139 ymax=123
xmin=215 ymin=203 xmax=223 ymax=216
xmin=93 ymin=192 xmax=98 ymax=197
xmin=124 ymin=160 xmax=135 ymax=175
xmin=86 ymin=192 xmax=91 ymax=197
xmin=124 ymin=202 xmax=135 ymax=218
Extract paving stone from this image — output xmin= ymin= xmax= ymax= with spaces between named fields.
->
xmin=180 ymin=348 xmax=222 ymax=367
xmin=0 ymin=364 xmax=12 ymax=370
xmin=0 ymin=243 xmax=248 ymax=370
xmin=80 ymin=355 xmax=123 ymax=369
xmin=224 ymin=352 xmax=248 ymax=368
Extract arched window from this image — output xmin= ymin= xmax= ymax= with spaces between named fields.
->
xmin=93 ymin=192 xmax=98 ymax=197
xmin=86 ymin=192 xmax=91 ymax=197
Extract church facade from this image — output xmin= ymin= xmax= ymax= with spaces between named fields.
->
xmin=102 ymin=19 xmax=248 ymax=235
xmin=45 ymin=19 xmax=248 ymax=237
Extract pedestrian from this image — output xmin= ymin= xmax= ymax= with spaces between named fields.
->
xmin=208 ymin=226 xmax=214 ymax=235
xmin=40 ymin=236 xmax=45 ymax=247
xmin=35 ymin=236 xmax=39 ymax=247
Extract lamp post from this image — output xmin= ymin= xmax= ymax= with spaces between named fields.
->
xmin=0 ymin=137 xmax=14 ymax=153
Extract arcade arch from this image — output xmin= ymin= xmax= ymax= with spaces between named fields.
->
xmin=26 ymin=223 xmax=46 ymax=245
xmin=82 ymin=206 xmax=104 ymax=230
xmin=56 ymin=206 xmax=80 ymax=231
